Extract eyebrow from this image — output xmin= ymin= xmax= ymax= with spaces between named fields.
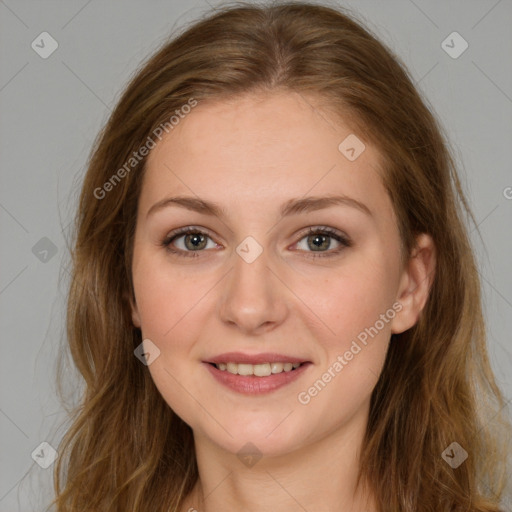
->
xmin=146 ymin=194 xmax=373 ymax=219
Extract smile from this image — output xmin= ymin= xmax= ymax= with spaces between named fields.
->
xmin=204 ymin=361 xmax=312 ymax=394
xmin=213 ymin=362 xmax=303 ymax=376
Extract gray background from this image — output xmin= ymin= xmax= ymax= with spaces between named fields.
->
xmin=1 ymin=0 xmax=511 ymax=510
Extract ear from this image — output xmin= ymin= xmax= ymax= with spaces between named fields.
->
xmin=390 ymin=233 xmax=436 ymax=334
xmin=126 ymin=289 xmax=141 ymax=328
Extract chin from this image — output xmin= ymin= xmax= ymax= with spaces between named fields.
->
xmin=195 ymin=413 xmax=311 ymax=460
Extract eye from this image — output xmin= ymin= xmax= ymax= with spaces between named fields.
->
xmin=161 ymin=226 xmax=351 ymax=259
xmin=161 ymin=227 xmax=218 ymax=258
xmin=293 ymin=227 xmax=351 ymax=259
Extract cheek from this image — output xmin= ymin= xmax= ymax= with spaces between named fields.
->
xmin=307 ymin=261 xmax=397 ymax=350
xmin=132 ymin=253 xmax=212 ymax=339
xmin=296 ymin=271 xmax=394 ymax=415
xmin=132 ymin=257 xmax=211 ymax=426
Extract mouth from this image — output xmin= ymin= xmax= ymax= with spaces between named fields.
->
xmin=208 ymin=361 xmax=304 ymax=376
xmin=203 ymin=352 xmax=312 ymax=394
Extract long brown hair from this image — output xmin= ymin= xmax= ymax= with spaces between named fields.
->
xmin=49 ymin=2 xmax=511 ymax=510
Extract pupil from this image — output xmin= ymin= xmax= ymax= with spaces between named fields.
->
xmin=186 ymin=233 xmax=205 ymax=250
xmin=310 ymin=234 xmax=328 ymax=251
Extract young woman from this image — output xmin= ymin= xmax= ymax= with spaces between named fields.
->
xmin=50 ymin=2 xmax=511 ymax=511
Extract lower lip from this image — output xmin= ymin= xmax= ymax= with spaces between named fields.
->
xmin=203 ymin=362 xmax=312 ymax=394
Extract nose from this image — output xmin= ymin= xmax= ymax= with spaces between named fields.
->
xmin=218 ymin=242 xmax=288 ymax=335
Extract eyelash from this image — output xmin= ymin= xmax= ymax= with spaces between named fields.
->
xmin=161 ymin=226 xmax=351 ymax=260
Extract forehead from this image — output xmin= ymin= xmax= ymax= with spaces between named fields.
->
xmin=141 ymin=91 xmax=394 ymax=224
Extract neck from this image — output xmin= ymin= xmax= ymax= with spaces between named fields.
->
xmin=181 ymin=405 xmax=377 ymax=512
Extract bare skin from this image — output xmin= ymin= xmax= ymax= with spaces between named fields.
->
xmin=129 ymin=91 xmax=436 ymax=512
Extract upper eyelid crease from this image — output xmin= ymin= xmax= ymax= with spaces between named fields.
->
xmin=146 ymin=194 xmax=373 ymax=220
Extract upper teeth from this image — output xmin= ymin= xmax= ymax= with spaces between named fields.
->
xmin=215 ymin=362 xmax=301 ymax=376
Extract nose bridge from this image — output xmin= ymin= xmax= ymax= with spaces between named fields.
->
xmin=218 ymin=235 xmax=285 ymax=332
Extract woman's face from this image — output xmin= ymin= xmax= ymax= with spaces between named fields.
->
xmin=130 ymin=91 xmax=417 ymax=458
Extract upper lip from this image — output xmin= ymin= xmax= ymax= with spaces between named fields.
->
xmin=205 ymin=352 xmax=310 ymax=365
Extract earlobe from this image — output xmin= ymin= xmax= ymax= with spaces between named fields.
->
xmin=390 ymin=233 xmax=436 ymax=335
xmin=132 ymin=307 xmax=141 ymax=328
xmin=127 ymin=291 xmax=141 ymax=328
